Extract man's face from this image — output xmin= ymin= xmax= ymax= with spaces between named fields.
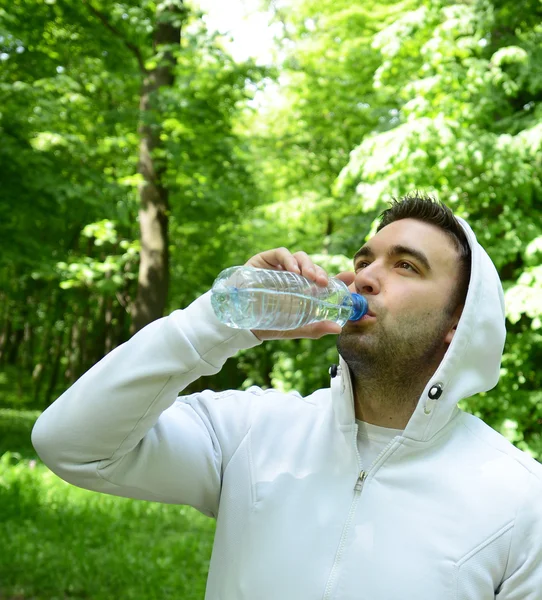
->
xmin=337 ymin=218 xmax=464 ymax=371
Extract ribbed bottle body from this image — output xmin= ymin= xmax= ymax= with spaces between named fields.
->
xmin=211 ymin=266 xmax=364 ymax=330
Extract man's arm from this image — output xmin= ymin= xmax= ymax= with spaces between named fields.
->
xmin=32 ymin=248 xmax=345 ymax=515
xmin=31 ymin=292 xmax=261 ymax=516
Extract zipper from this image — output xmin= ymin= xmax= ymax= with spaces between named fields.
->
xmin=354 ymin=470 xmax=367 ymax=492
xmin=322 ymin=426 xmax=363 ymax=600
xmin=323 ymin=430 xmax=399 ymax=600
xmin=324 ymin=364 xmax=400 ymax=599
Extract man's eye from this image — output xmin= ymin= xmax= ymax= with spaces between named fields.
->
xmin=355 ymin=262 xmax=369 ymax=271
xmin=398 ymin=262 xmax=416 ymax=272
xmin=355 ymin=261 xmax=418 ymax=273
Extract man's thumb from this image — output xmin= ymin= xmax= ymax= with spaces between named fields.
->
xmin=335 ymin=271 xmax=356 ymax=286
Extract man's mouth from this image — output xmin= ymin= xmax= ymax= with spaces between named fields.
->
xmin=347 ymin=310 xmax=376 ymax=326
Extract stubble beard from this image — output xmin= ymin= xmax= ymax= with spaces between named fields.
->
xmin=336 ymin=311 xmax=453 ymax=414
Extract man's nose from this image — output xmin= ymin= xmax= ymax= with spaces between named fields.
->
xmin=351 ymin=265 xmax=381 ymax=295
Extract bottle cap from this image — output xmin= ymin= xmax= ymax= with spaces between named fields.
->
xmin=349 ymin=293 xmax=368 ymax=321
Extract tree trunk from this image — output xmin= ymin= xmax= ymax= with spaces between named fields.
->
xmin=32 ymin=289 xmax=60 ymax=404
xmin=104 ymin=295 xmax=114 ymax=355
xmin=0 ymin=319 xmax=12 ymax=366
xmin=77 ymin=298 xmax=90 ymax=380
xmin=44 ymin=328 xmax=65 ymax=407
xmin=0 ymin=292 xmax=9 ymax=363
xmin=7 ymin=325 xmax=24 ymax=365
xmin=323 ymin=216 xmax=333 ymax=255
xmin=66 ymin=309 xmax=80 ymax=385
xmin=131 ymin=3 xmax=184 ymax=333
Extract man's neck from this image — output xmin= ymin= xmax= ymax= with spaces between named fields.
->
xmin=349 ymin=367 xmax=431 ymax=430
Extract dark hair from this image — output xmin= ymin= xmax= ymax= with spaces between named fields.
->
xmin=376 ymin=193 xmax=471 ymax=312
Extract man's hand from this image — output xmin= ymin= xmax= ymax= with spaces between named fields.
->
xmin=244 ymin=248 xmax=355 ymax=341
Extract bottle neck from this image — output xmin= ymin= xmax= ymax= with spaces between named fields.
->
xmin=349 ymin=293 xmax=368 ymax=321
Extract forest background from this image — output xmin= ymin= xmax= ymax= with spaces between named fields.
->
xmin=1 ymin=0 xmax=541 ymax=598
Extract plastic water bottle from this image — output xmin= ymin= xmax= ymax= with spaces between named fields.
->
xmin=211 ymin=266 xmax=368 ymax=330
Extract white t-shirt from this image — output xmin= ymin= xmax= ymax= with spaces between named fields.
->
xmin=356 ymin=420 xmax=403 ymax=471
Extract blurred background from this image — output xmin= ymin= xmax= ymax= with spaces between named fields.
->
xmin=1 ymin=0 xmax=541 ymax=597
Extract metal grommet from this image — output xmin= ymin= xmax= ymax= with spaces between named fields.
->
xmin=329 ymin=364 xmax=338 ymax=378
xmin=428 ymin=383 xmax=444 ymax=400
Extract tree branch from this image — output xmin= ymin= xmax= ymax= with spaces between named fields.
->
xmin=82 ymin=0 xmax=147 ymax=74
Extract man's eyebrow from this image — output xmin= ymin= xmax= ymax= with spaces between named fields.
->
xmin=353 ymin=244 xmax=432 ymax=272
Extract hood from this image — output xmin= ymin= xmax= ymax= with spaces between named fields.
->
xmin=335 ymin=216 xmax=507 ymax=442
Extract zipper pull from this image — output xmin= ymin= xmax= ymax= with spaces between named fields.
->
xmin=354 ymin=470 xmax=367 ymax=493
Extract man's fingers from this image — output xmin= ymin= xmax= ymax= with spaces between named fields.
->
xmin=247 ymin=248 xmax=296 ymax=271
xmin=291 ymin=251 xmax=329 ymax=285
xmin=309 ymin=321 xmax=342 ymax=338
xmin=291 ymin=251 xmax=313 ymax=279
xmin=314 ymin=265 xmax=329 ymax=286
xmin=252 ymin=320 xmax=342 ymax=341
xmin=245 ymin=248 xmax=330 ymax=286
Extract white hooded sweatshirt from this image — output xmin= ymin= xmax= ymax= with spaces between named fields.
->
xmin=32 ymin=219 xmax=542 ymax=599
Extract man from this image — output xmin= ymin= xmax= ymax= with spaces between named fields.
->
xmin=33 ymin=195 xmax=542 ymax=599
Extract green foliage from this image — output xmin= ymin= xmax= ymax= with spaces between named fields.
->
xmin=506 ymin=263 xmax=542 ymax=328
xmin=55 ymin=220 xmax=139 ymax=292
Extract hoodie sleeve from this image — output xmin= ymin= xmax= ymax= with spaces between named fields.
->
xmin=495 ymin=472 xmax=542 ymax=599
xmin=31 ymin=291 xmax=262 ymax=517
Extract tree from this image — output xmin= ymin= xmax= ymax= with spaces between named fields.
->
xmin=0 ymin=0 xmax=268 ymax=406
xmin=81 ymin=1 xmax=187 ymax=331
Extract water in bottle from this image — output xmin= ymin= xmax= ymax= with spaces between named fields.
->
xmin=211 ymin=266 xmax=368 ymax=330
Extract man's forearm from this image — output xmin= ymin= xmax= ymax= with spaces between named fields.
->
xmin=31 ymin=291 xmax=261 ymax=488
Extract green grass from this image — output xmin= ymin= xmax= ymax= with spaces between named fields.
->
xmin=0 ymin=410 xmax=216 ymax=599
xmin=0 ymin=408 xmax=41 ymax=459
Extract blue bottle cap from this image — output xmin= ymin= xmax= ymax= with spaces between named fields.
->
xmin=349 ymin=293 xmax=368 ymax=321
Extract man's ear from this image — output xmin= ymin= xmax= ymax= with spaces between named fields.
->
xmin=445 ymin=304 xmax=463 ymax=345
